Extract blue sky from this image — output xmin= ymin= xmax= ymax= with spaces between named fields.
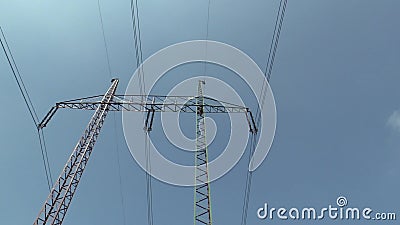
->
xmin=1 ymin=1 xmax=400 ymax=224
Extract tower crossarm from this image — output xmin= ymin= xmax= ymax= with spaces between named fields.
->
xmin=38 ymin=95 xmax=257 ymax=133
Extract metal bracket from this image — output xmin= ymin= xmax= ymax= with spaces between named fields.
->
xmin=245 ymin=109 xmax=258 ymax=134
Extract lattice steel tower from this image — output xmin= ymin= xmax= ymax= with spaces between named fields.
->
xmin=33 ymin=78 xmax=257 ymax=225
xmin=194 ymin=80 xmax=212 ymax=225
xmin=33 ymin=79 xmax=119 ymax=225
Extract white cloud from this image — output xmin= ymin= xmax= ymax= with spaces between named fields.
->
xmin=387 ymin=110 xmax=400 ymax=131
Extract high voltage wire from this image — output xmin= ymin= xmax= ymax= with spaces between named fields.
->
xmin=0 ymin=27 xmax=39 ymax=125
xmin=241 ymin=1 xmax=288 ymax=225
xmin=129 ymin=2 xmax=154 ymax=225
xmin=112 ymin=112 xmax=127 ymax=225
xmin=96 ymin=1 xmax=127 ymax=224
xmin=203 ymin=0 xmax=211 ymax=76
xmin=145 ymin=133 xmax=154 ymax=225
xmin=112 ymin=113 xmax=127 ymax=225
xmin=97 ymin=0 xmax=112 ymax=76
xmin=256 ymin=0 xmax=288 ymax=127
xmin=98 ymin=1 xmax=151 ymax=224
xmin=0 ymin=26 xmax=53 ymax=191
xmin=134 ymin=0 xmax=145 ymax=93
xmin=241 ymin=134 xmax=257 ymax=225
xmin=37 ymin=129 xmax=53 ymax=191
xmin=130 ymin=0 xmax=146 ymax=96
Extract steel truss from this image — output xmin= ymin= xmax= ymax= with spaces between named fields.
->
xmin=194 ymin=80 xmax=212 ymax=225
xmin=33 ymin=79 xmax=119 ymax=225
xmin=38 ymin=94 xmax=257 ymax=133
xmin=33 ymin=78 xmax=257 ymax=225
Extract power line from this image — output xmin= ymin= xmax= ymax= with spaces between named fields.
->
xmin=130 ymin=0 xmax=146 ymax=96
xmin=0 ymin=27 xmax=39 ymax=125
xmin=113 ymin=113 xmax=128 ymax=225
xmin=145 ymin=133 xmax=154 ymax=225
xmin=97 ymin=0 xmax=112 ymax=76
xmin=240 ymin=134 xmax=257 ymax=225
xmin=134 ymin=0 xmax=145 ymax=93
xmin=37 ymin=129 xmax=54 ymax=190
xmin=256 ymin=0 xmax=288 ymax=127
xmin=241 ymin=1 xmax=288 ymax=225
xmin=96 ymin=2 xmax=128 ymax=224
xmin=129 ymin=2 xmax=154 ymax=225
xmin=0 ymin=26 xmax=53 ymax=191
xmin=203 ymin=0 xmax=211 ymax=76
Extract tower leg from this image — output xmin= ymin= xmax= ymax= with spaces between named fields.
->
xmin=33 ymin=79 xmax=119 ymax=225
xmin=194 ymin=80 xmax=212 ymax=225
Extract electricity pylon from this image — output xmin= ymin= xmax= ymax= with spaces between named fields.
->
xmin=33 ymin=78 xmax=119 ymax=225
xmin=194 ymin=80 xmax=212 ymax=225
xmin=34 ymin=78 xmax=257 ymax=225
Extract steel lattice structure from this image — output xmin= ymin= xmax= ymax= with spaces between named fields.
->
xmin=33 ymin=78 xmax=119 ymax=225
xmin=33 ymin=78 xmax=257 ymax=225
xmin=194 ymin=81 xmax=212 ymax=225
xmin=38 ymin=95 xmax=256 ymax=129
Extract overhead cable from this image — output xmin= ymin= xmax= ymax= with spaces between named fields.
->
xmin=0 ymin=26 xmax=53 ymax=191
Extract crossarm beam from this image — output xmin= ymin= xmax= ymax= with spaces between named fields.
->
xmin=37 ymin=95 xmax=256 ymax=132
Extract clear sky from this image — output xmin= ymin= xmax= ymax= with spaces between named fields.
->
xmin=1 ymin=1 xmax=400 ymax=225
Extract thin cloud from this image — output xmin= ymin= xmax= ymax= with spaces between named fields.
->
xmin=387 ymin=110 xmax=400 ymax=132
